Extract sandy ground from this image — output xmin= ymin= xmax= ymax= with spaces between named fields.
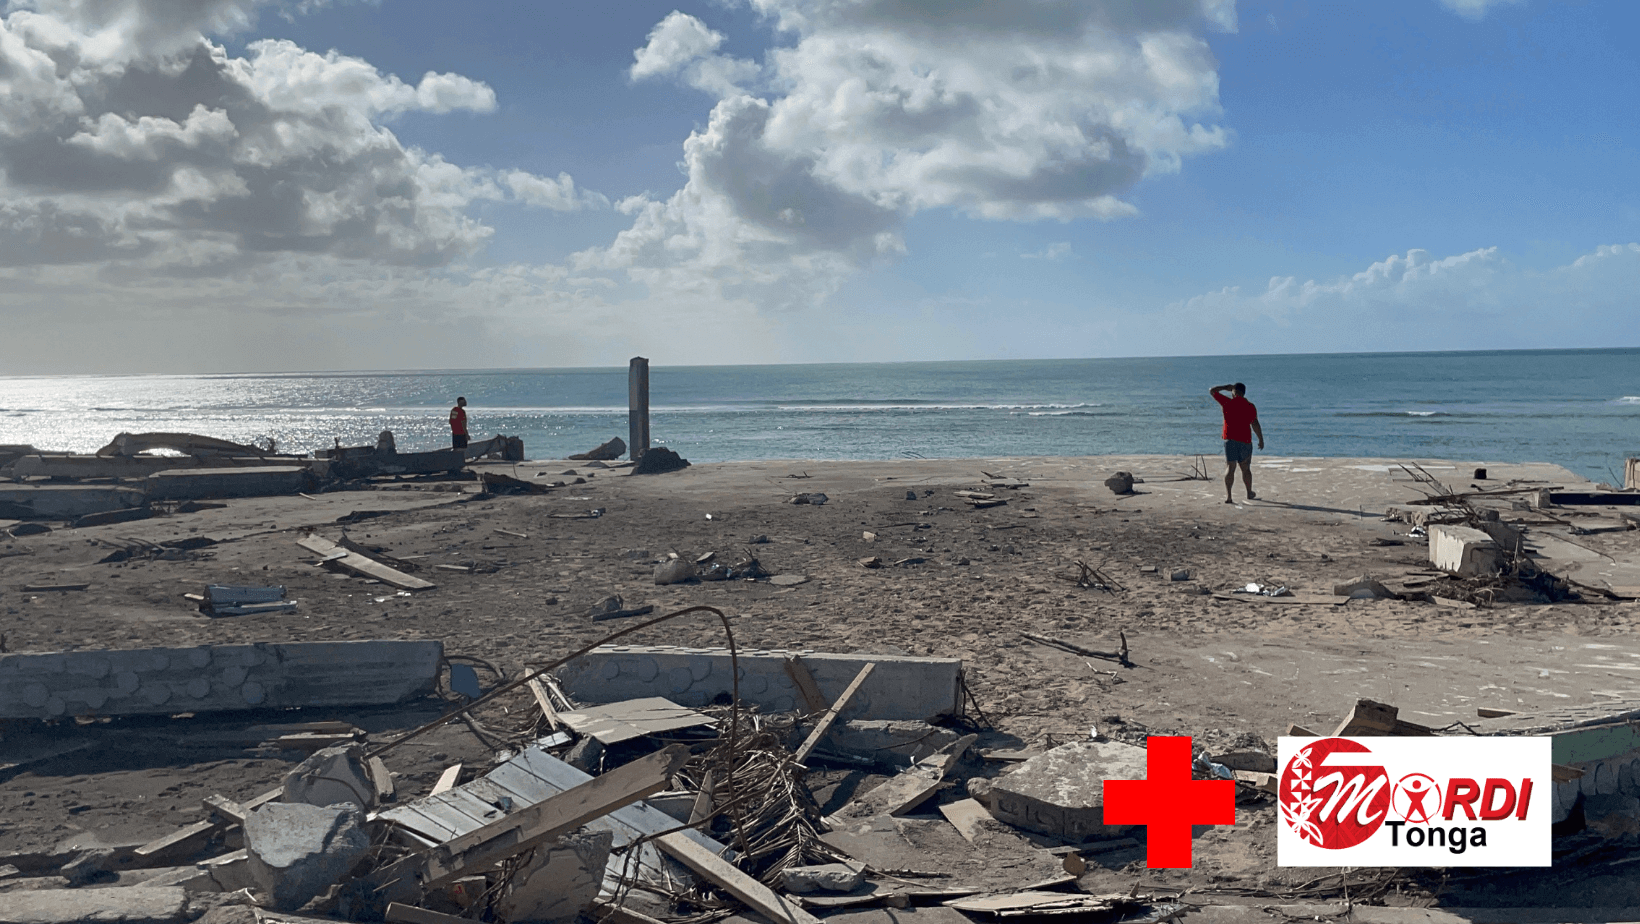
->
xmin=2 ymin=453 xmax=1638 ymax=909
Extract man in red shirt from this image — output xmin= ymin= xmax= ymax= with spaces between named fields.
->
xmin=449 ymin=396 xmax=469 ymax=451
xmin=1210 ymin=383 xmax=1264 ymax=504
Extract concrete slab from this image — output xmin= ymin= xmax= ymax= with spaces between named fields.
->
xmin=1430 ymin=525 xmax=1502 ymax=576
xmin=556 ymin=645 xmax=962 ymax=720
xmin=493 ymin=830 xmax=612 ymax=923
xmin=0 ymin=886 xmax=188 ymax=924
xmin=986 ymin=739 xmax=1150 ymax=840
xmin=0 ymin=484 xmax=146 ymax=519
xmin=0 ymin=640 xmax=442 ymax=720
xmin=12 ymin=454 xmax=311 ymax=480
xmin=245 ymin=802 xmax=370 ymax=912
xmin=146 ymin=466 xmax=315 ymax=500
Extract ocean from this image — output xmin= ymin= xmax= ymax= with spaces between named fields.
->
xmin=2 ymin=349 xmax=1636 ymax=484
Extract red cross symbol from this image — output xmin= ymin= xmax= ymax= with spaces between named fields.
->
xmin=1102 ymin=736 xmax=1236 ymax=868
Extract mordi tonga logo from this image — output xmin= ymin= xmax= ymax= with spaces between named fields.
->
xmin=1280 ymin=738 xmax=1390 ymax=849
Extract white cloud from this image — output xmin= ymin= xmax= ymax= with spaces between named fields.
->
xmin=600 ymin=0 xmax=1235 ymax=320
xmin=1152 ymin=244 xmax=1640 ymax=355
xmin=1022 ymin=242 xmax=1072 ymax=261
xmin=0 ymin=0 xmax=593 ymax=275
xmin=1437 ymin=0 xmax=1526 ymax=20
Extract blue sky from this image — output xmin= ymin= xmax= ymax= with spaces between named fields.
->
xmin=1 ymin=0 xmax=1637 ymax=372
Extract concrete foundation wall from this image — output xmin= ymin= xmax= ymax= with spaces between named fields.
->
xmin=556 ymin=645 xmax=963 ymax=720
xmin=13 ymin=454 xmax=309 ymax=479
xmin=0 ymin=484 xmax=147 ymax=518
xmin=0 ymin=640 xmax=442 ymax=720
xmin=1552 ymin=752 xmax=1640 ymax=823
xmin=146 ymin=465 xmax=315 ymax=500
xmin=1429 ymin=525 xmax=1502 ymax=576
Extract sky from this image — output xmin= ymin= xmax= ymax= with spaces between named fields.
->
xmin=1 ymin=0 xmax=1638 ymax=373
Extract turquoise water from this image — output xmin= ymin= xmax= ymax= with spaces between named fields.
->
xmin=1 ymin=348 xmax=1636 ymax=483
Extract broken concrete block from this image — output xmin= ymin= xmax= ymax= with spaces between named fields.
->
xmin=1103 ymin=472 xmax=1134 ymax=495
xmin=1384 ymin=504 xmax=1465 ymax=526
xmin=244 ymin=803 xmax=370 ymax=913
xmin=986 ymin=739 xmax=1149 ymax=840
xmin=653 ymin=559 xmax=694 ymax=585
xmin=283 ymin=744 xmax=373 ymax=811
xmin=1332 ymin=575 xmax=1395 ymax=599
xmin=1429 ymin=525 xmax=1502 ymax=576
xmin=0 ymin=886 xmax=189 ymax=924
xmin=558 ymin=645 xmax=961 ymax=720
xmin=60 ymin=847 xmax=119 ymax=886
xmin=817 ymin=720 xmax=962 ymax=768
xmin=780 ymin=863 xmax=865 ymax=894
xmin=493 ymin=829 xmax=613 ymax=923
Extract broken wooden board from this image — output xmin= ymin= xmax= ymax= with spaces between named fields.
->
xmin=134 ymin=788 xmax=280 ymax=864
xmin=784 ymin=657 xmax=830 ymax=713
xmin=416 ymin=745 xmax=688 ymax=887
xmin=1329 ymin=699 xmax=1433 ymax=737
xmin=937 ymin=798 xmax=995 ymax=843
xmin=555 ymin=697 xmax=715 ymax=745
xmin=836 ymin=734 xmax=977 ymax=819
xmin=296 ymin=534 xmax=435 ymax=591
xmin=793 ymin=663 xmax=876 ymax=765
xmin=655 ymin=831 xmax=823 ymax=924
xmin=430 ymin=764 xmax=463 ymax=795
xmin=0 ymin=640 xmax=443 ymax=720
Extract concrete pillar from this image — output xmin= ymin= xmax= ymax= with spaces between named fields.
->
xmin=1627 ymin=458 xmax=1639 ymax=491
xmin=628 ymin=357 xmax=650 ymax=461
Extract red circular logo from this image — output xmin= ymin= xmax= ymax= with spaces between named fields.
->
xmin=1280 ymin=738 xmax=1390 ymax=849
xmin=1392 ymin=773 xmax=1439 ymax=823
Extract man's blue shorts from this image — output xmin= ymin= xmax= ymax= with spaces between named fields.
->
xmin=1224 ymin=440 xmax=1252 ymax=464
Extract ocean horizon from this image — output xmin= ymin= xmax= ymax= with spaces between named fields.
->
xmin=2 ymin=347 xmax=1636 ymax=484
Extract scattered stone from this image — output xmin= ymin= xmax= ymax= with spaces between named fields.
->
xmin=7 ymin=523 xmax=51 ymax=537
xmin=858 ymin=557 xmax=882 ymax=569
xmin=564 ymin=737 xmax=605 ymax=774
xmin=283 ymin=744 xmax=374 ymax=811
xmin=1103 ymin=472 xmax=1135 ymax=495
xmin=986 ymin=739 xmax=1150 ymax=840
xmin=1170 ymin=569 xmax=1191 ymax=581
xmin=244 ymin=803 xmax=370 ymax=913
xmin=0 ymin=887 xmax=189 ymax=924
xmin=790 ymin=493 xmax=828 ymax=505
xmin=905 ymin=491 xmax=917 ymax=501
xmin=781 ymin=863 xmax=865 ymax=894
xmin=769 ymin=574 xmax=810 ymax=586
xmin=1210 ymin=749 xmax=1276 ymax=773
xmin=654 ymin=559 xmax=695 ymax=585
xmin=1331 ymin=575 xmax=1395 ymax=600
xmin=748 ymin=535 xmax=770 ymax=544
xmin=494 ymin=830 xmax=613 ymax=923
xmin=568 ymin=437 xmax=626 ymax=461
xmin=631 ymin=447 xmax=689 ymax=475
xmin=60 ymin=847 xmax=118 ymax=886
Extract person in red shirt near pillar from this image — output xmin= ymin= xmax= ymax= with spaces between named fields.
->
xmin=449 ymin=396 xmax=469 ymax=451
xmin=1210 ymin=382 xmax=1263 ymax=504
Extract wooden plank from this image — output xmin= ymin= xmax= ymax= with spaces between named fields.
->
xmin=203 ymin=794 xmax=247 ymax=825
xmin=297 ymin=534 xmax=436 ymax=591
xmin=838 ymin=734 xmax=977 ymax=819
xmin=1331 ymin=699 xmax=1398 ymax=737
xmin=938 ymin=798 xmax=994 ymax=843
xmin=783 ymin=657 xmax=829 ymax=713
xmin=385 ymin=902 xmax=471 ymax=924
xmin=369 ymin=757 xmax=396 ymax=803
xmin=134 ymin=788 xmax=279 ymax=861
xmin=656 ymin=832 xmax=822 ymax=924
xmin=556 ymin=697 xmax=715 ymax=745
xmin=419 ymin=744 xmax=688 ymax=887
xmin=1476 ymin=708 xmax=1518 ymax=719
xmin=526 ymin=678 xmax=563 ymax=730
xmin=1285 ymin=724 xmax=1319 ymax=737
xmin=431 ymin=764 xmax=463 ymax=795
xmin=793 ymin=663 xmax=875 ymax=765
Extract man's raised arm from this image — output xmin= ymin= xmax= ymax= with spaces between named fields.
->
xmin=1209 ymin=384 xmax=1232 ymax=397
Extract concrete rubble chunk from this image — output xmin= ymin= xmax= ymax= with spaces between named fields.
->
xmin=1429 ymin=525 xmax=1502 ymax=576
xmin=1332 ymin=575 xmax=1395 ymax=599
xmin=817 ymin=720 xmax=962 ymax=767
xmin=494 ymin=829 xmax=614 ymax=923
xmin=283 ymin=744 xmax=374 ymax=810
xmin=1103 ymin=472 xmax=1135 ymax=495
xmin=558 ymin=645 xmax=962 ymax=721
xmin=986 ymin=739 xmax=1149 ymax=841
xmin=654 ymin=559 xmax=694 ymax=585
xmin=244 ymin=802 xmax=370 ymax=913
xmin=0 ymin=886 xmax=189 ymax=924
xmin=780 ymin=863 xmax=864 ymax=894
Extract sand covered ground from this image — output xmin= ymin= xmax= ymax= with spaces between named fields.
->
xmin=2 ymin=453 xmax=1639 ymax=909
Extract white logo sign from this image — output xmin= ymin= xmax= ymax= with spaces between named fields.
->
xmin=1277 ymin=736 xmax=1551 ymax=867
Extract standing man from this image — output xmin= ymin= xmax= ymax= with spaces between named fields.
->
xmin=449 ymin=396 xmax=469 ymax=451
xmin=1210 ymin=383 xmax=1263 ymax=504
